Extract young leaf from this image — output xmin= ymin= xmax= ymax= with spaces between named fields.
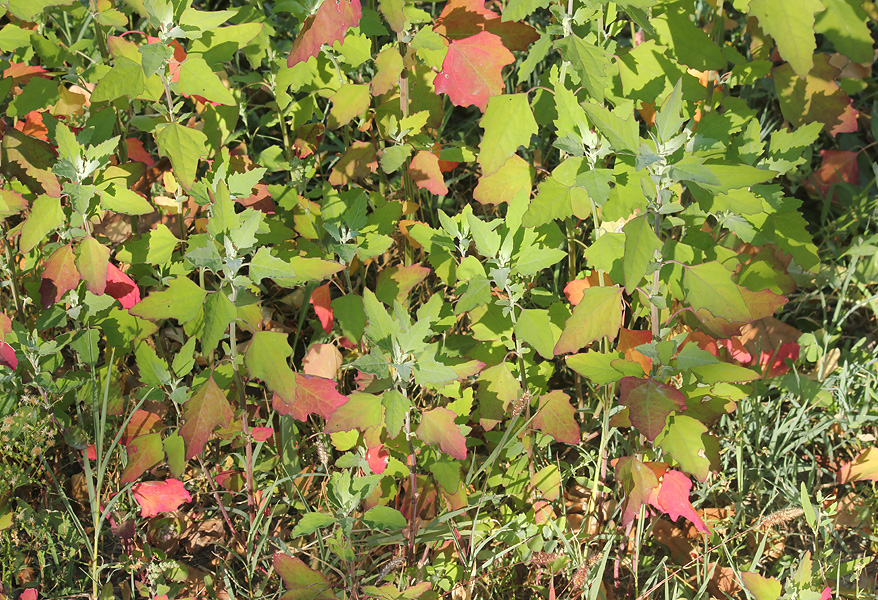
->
xmin=619 ymin=377 xmax=686 ymax=442
xmin=287 ymin=0 xmax=362 ymax=67
xmin=532 ymin=391 xmax=579 ymax=444
xmin=434 ymin=31 xmax=514 ymax=112
xmin=554 ymin=286 xmax=623 ymax=355
xmin=130 ymin=276 xmax=206 ymax=324
xmin=416 ymin=407 xmax=467 ymax=459
xmin=179 ymin=376 xmax=234 ymax=460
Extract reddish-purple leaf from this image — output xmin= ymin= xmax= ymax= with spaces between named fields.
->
xmin=532 ymin=390 xmax=579 ymax=444
xmin=287 ymin=0 xmax=362 ymax=68
xmin=433 ymin=0 xmax=539 ymax=51
xmin=409 ymin=151 xmax=448 ymax=196
xmin=132 ymin=478 xmax=191 ymax=518
xmin=273 ymin=553 xmax=339 ymax=600
xmin=105 ymin=263 xmax=141 ymax=309
xmin=309 ymin=282 xmax=333 ymax=334
xmin=416 ymin=407 xmax=467 ymax=460
xmin=39 ymin=244 xmax=80 ymax=309
xmin=251 ymin=427 xmax=274 ymax=442
xmin=619 ymin=377 xmax=687 ymax=442
xmin=120 ymin=432 xmax=164 ymax=484
xmin=434 ymin=31 xmax=513 ymax=112
xmin=273 ymin=373 xmax=348 ymax=422
xmin=179 ymin=376 xmax=234 ymax=460
xmin=366 ymin=443 xmax=389 ymax=474
xmin=75 ymin=236 xmax=110 ymax=296
xmin=648 ymin=470 xmax=708 ymax=533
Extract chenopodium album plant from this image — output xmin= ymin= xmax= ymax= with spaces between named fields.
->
xmin=0 ymin=0 xmax=865 ymax=593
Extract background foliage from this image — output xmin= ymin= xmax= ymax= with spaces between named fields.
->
xmin=0 ymin=0 xmax=877 ymax=598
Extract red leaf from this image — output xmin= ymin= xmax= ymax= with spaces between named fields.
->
xmin=416 ymin=407 xmax=468 ymax=459
xmin=273 ymin=373 xmax=348 ymax=422
xmin=0 ymin=342 xmax=17 ymax=371
xmin=366 ymin=443 xmax=389 ymax=474
xmin=617 ymin=328 xmax=653 ymax=374
xmin=39 ymin=244 xmax=80 ymax=309
xmin=120 ymin=432 xmax=164 ymax=484
xmin=309 ymin=282 xmax=333 ymax=334
xmin=16 ymin=111 xmax=49 ymax=141
xmin=820 ymin=587 xmax=832 ymax=600
xmin=18 ymin=590 xmax=37 ymax=600
xmin=619 ymin=377 xmax=687 ymax=442
xmin=126 ymin=137 xmax=155 ymax=167
xmin=179 ymin=376 xmax=234 ymax=460
xmin=86 ymin=444 xmax=97 ymax=461
xmin=532 ymin=391 xmax=579 ymax=444
xmin=251 ymin=427 xmax=274 ymax=442
xmin=2 ymin=63 xmax=50 ymax=85
xmin=804 ymin=149 xmax=858 ymax=200
xmin=287 ymin=0 xmax=362 ymax=68
xmin=434 ymin=31 xmax=513 ymax=112
xmin=409 ymin=151 xmax=449 ymax=196
xmin=105 ymin=263 xmax=141 ymax=309
xmin=122 ymin=409 xmax=163 ymax=445
xmin=433 ymin=0 xmax=539 ymax=51
xmin=648 ymin=470 xmax=709 ymax=533
xmin=132 ymin=479 xmax=191 ymax=518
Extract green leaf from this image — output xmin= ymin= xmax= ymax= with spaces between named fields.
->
xmin=522 ymin=158 xmax=593 ymax=227
xmin=115 ymin=224 xmax=179 ymax=266
xmin=20 ymin=195 xmax=64 ymax=254
xmin=382 ymin=389 xmax=410 ymax=438
xmin=654 ymin=6 xmax=726 ymax=71
xmin=130 ymin=276 xmax=207 ymax=324
xmin=657 ymin=414 xmax=712 ymax=482
xmin=740 ymin=572 xmax=782 ymax=600
xmin=328 ymin=83 xmax=370 ymax=129
xmin=154 ymin=123 xmax=209 ymax=190
xmin=566 ymin=351 xmax=645 ymax=385
xmin=581 ymin=101 xmax=639 ymax=154
xmin=479 ymin=93 xmax=537 ymax=176
xmin=98 ymin=184 xmax=155 ymax=215
xmin=554 ymin=36 xmax=611 ymax=103
xmin=291 ymin=512 xmax=337 ymax=538
xmin=815 ymin=0 xmax=873 ymax=64
xmin=748 ymin=0 xmax=823 ymax=78
xmin=179 ymin=376 xmax=233 ymax=460
xmin=502 ymin=0 xmax=551 ymax=21
xmin=362 ymin=506 xmax=407 ymax=530
xmin=621 ymin=215 xmax=661 ymax=294
xmin=554 ymin=286 xmax=623 ymax=355
xmin=274 ymin=257 xmax=345 ymax=285
xmin=514 ymin=308 xmax=558 ymax=360
xmin=177 ymin=55 xmax=237 ymax=105
xmin=246 ymin=331 xmax=297 ymax=403
xmin=201 ymin=292 xmax=236 ymax=354
xmin=163 ymin=433 xmax=186 ymax=478
xmin=91 ymin=56 xmax=147 ymax=103
xmin=249 ymin=246 xmax=298 ymax=283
